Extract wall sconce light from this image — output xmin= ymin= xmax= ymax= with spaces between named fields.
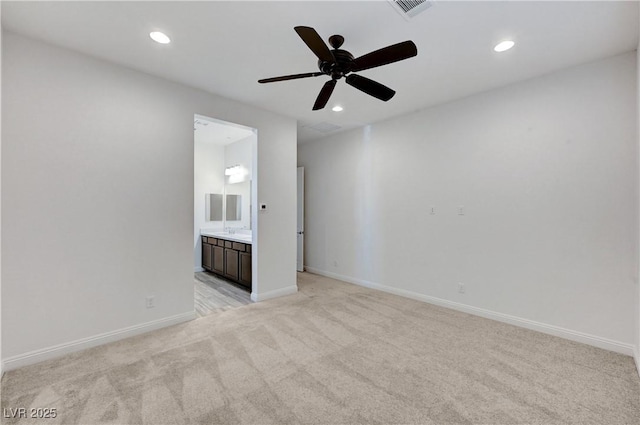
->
xmin=225 ymin=165 xmax=242 ymax=176
xmin=225 ymin=164 xmax=247 ymax=184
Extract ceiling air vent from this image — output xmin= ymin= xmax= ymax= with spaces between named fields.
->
xmin=388 ymin=0 xmax=434 ymax=20
xmin=305 ymin=122 xmax=342 ymax=134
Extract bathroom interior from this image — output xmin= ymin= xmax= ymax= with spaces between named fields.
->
xmin=193 ymin=114 xmax=257 ymax=316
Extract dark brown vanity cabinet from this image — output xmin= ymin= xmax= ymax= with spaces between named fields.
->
xmin=212 ymin=245 xmax=225 ymax=275
xmin=201 ymin=235 xmax=251 ymax=290
xmin=202 ymin=242 xmax=213 ymax=271
xmin=224 ymin=248 xmax=239 ymax=281
xmin=239 ymin=251 xmax=252 ymax=287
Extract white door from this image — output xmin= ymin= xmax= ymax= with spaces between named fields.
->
xmin=296 ymin=167 xmax=304 ymax=272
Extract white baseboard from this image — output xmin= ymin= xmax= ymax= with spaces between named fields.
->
xmin=3 ymin=311 xmax=196 ymax=372
xmin=194 ymin=266 xmax=205 ymax=272
xmin=251 ymin=285 xmax=298 ymax=302
xmin=634 ymin=346 xmax=640 ymax=378
xmin=305 ymin=266 xmax=635 ymax=357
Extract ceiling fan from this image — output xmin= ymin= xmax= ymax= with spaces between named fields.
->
xmin=258 ymin=26 xmax=418 ymax=111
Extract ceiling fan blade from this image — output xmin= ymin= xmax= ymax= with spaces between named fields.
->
xmin=258 ymin=72 xmax=324 ymax=83
xmin=345 ymin=74 xmax=395 ymax=101
xmin=294 ymin=26 xmax=335 ymax=63
xmin=312 ymin=79 xmax=337 ymax=110
xmin=351 ymin=40 xmax=417 ymax=72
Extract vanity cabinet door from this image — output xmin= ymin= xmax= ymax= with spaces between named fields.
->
xmin=225 ymin=248 xmax=239 ymax=280
xmin=239 ymin=251 xmax=252 ymax=288
xmin=202 ymin=241 xmax=212 ymax=271
xmin=212 ymin=245 xmax=225 ymax=275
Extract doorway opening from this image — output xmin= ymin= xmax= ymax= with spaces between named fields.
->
xmin=193 ymin=114 xmax=257 ymax=317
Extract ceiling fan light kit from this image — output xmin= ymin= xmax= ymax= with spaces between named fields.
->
xmin=258 ymin=26 xmax=418 ymax=111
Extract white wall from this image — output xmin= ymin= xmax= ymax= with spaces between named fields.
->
xmin=193 ymin=135 xmax=225 ymax=271
xmin=299 ymin=52 xmax=637 ymax=354
xmin=225 ymin=135 xmax=254 ymax=183
xmin=636 ymin=6 xmax=640 ymax=375
xmin=0 ymin=14 xmax=4 ymax=377
xmin=2 ymin=32 xmax=297 ymax=367
xmin=225 ymin=135 xmax=254 ymax=230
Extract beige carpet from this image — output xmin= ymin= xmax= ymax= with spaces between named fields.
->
xmin=2 ymin=272 xmax=639 ymax=424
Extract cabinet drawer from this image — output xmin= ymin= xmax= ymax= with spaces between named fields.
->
xmin=232 ymin=242 xmax=245 ymax=252
xmin=224 ymin=240 xmax=233 ymax=248
xmin=246 ymin=244 xmax=252 ymax=254
xmin=217 ymin=239 xmax=225 ymax=247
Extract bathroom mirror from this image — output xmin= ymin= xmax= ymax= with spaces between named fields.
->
xmin=224 ymin=180 xmax=251 ymax=229
xmin=226 ymin=194 xmax=242 ymax=221
xmin=206 ymin=194 xmax=223 ymax=221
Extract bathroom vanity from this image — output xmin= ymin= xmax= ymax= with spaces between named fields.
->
xmin=201 ymin=233 xmax=252 ymax=290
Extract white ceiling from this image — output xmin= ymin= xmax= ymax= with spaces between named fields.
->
xmin=194 ymin=115 xmax=255 ymax=146
xmin=2 ymin=1 xmax=638 ymax=143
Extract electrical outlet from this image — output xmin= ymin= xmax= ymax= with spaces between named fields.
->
xmin=146 ymin=296 xmax=155 ymax=308
xmin=458 ymin=283 xmax=465 ymax=294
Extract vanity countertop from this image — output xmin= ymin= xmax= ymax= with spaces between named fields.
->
xmin=201 ymin=230 xmax=252 ymax=244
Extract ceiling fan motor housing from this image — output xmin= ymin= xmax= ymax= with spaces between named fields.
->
xmin=318 ymin=48 xmax=354 ymax=80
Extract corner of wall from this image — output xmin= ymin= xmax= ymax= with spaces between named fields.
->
xmin=636 ymin=5 xmax=640 ymax=378
xmin=251 ymin=285 xmax=298 ymax=302
xmin=1 ymin=4 xmax=4 ymax=380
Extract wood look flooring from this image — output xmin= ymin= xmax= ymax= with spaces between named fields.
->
xmin=194 ymin=271 xmax=251 ymax=317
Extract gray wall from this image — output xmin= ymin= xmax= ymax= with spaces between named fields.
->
xmin=299 ymin=52 xmax=638 ymax=354
xmin=2 ymin=32 xmax=297 ymax=367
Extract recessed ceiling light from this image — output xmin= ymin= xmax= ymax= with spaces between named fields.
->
xmin=332 ymin=105 xmax=344 ymax=112
xmin=494 ymin=40 xmax=515 ymax=53
xmin=150 ymin=31 xmax=171 ymax=44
